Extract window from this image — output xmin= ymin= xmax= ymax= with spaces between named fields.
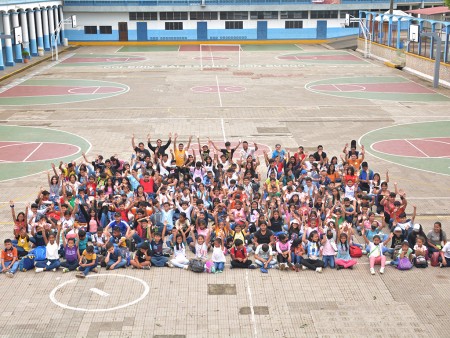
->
xmin=129 ymin=12 xmax=157 ymax=21
xmin=99 ymin=26 xmax=112 ymax=34
xmin=225 ymin=21 xmax=243 ymax=29
xmin=250 ymin=11 xmax=278 ymax=20
xmin=190 ymin=12 xmax=218 ymax=20
xmin=220 ymin=12 xmax=248 ymax=20
xmin=285 ymin=21 xmax=303 ymax=29
xmin=311 ymin=11 xmax=338 ymax=19
xmin=165 ymin=22 xmax=183 ymax=30
xmin=280 ymin=11 xmax=308 ymax=19
xmin=160 ymin=12 xmax=188 ymax=20
xmin=84 ymin=26 xmax=97 ymax=34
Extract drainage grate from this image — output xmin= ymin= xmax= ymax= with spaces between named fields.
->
xmin=207 ymin=284 xmax=237 ymax=295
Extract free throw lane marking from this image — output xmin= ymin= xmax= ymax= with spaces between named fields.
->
xmin=22 ymin=142 xmax=43 ymax=162
xmin=89 ymin=288 xmax=110 ymax=297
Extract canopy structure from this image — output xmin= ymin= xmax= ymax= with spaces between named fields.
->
xmin=374 ymin=10 xmax=413 ymax=22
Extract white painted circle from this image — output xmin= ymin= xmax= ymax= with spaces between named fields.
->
xmin=49 ymin=274 xmax=149 ymax=312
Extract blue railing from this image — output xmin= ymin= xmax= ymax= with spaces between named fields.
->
xmin=63 ymin=0 xmax=441 ymax=5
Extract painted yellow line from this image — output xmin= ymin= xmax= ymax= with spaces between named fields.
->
xmin=69 ymin=39 xmax=328 ymax=47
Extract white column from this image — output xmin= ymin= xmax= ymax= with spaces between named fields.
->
xmin=59 ymin=6 xmax=65 ymax=41
xmin=41 ymin=7 xmax=50 ymax=50
xmin=0 ymin=36 xmax=5 ymax=69
xmin=53 ymin=6 xmax=60 ymax=44
xmin=11 ymin=11 xmax=23 ymax=62
xmin=35 ymin=9 xmax=44 ymax=52
xmin=2 ymin=12 xmax=14 ymax=66
xmin=28 ymin=10 xmax=38 ymax=56
xmin=19 ymin=10 xmax=30 ymax=56
xmin=48 ymin=6 xmax=55 ymax=49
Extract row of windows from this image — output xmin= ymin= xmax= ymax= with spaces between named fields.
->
xmin=128 ymin=10 xmax=357 ymax=21
xmin=83 ymin=21 xmax=304 ymax=33
xmin=84 ymin=26 xmax=112 ymax=34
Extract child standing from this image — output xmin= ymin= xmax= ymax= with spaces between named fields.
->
xmin=276 ymin=234 xmax=292 ymax=271
xmin=211 ymin=238 xmax=226 ymax=273
xmin=76 ymin=245 xmax=98 ymax=278
xmin=362 ymin=229 xmax=392 ymax=275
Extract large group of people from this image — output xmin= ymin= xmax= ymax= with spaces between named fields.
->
xmin=1 ymin=134 xmax=449 ymax=279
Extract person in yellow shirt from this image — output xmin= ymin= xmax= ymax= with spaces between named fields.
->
xmin=76 ymin=245 xmax=98 ymax=278
xmin=173 ymin=133 xmax=192 ymax=167
xmin=15 ymin=228 xmax=30 ymax=257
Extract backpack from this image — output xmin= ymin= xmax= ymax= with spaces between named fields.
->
xmin=397 ymin=257 xmax=413 ymax=270
xmin=414 ymin=256 xmax=428 ymax=268
xmin=29 ymin=246 xmax=46 ymax=261
xmin=430 ymin=252 xmax=440 ymax=267
xmin=188 ymin=258 xmax=204 ymax=273
xmin=19 ymin=255 xmax=35 ymax=271
xmin=349 ymin=245 xmax=362 ymax=258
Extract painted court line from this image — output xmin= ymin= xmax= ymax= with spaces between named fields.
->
xmin=22 ymin=142 xmax=43 ymax=162
xmin=221 ymin=118 xmax=226 ymax=142
xmin=215 ymin=75 xmax=223 ymax=107
xmin=404 ymin=139 xmax=430 ymax=157
xmin=92 ymin=86 xmax=102 ymax=95
xmin=89 ymin=288 xmax=110 ymax=297
xmin=245 ymin=270 xmax=258 ymax=338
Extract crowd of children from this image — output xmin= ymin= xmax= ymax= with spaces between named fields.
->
xmin=1 ymin=134 xmax=449 ymax=279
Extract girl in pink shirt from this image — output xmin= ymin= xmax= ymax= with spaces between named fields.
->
xmin=276 ymin=234 xmax=292 ymax=270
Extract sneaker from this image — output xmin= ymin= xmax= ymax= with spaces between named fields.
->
xmin=260 ymin=267 xmax=268 ymax=273
xmin=35 ymin=268 xmax=44 ymax=273
xmin=75 ymin=273 xmax=86 ymax=279
xmin=336 ymin=265 xmax=342 ymax=270
xmin=62 ymin=268 xmax=69 ymax=273
xmin=52 ymin=268 xmax=57 ymax=272
xmin=183 ymin=265 xmax=189 ymax=270
xmin=272 ymin=264 xmax=279 ymax=269
xmin=385 ymin=260 xmax=392 ymax=265
xmin=211 ymin=266 xmax=216 ymax=274
xmin=315 ymin=267 xmax=322 ymax=273
xmin=302 ymin=265 xmax=307 ymax=271
xmin=280 ymin=263 xmax=285 ymax=271
xmin=142 ymin=266 xmax=150 ymax=270
xmin=294 ymin=263 xmax=301 ymax=269
xmin=248 ymin=265 xmax=256 ymax=269
xmin=370 ymin=268 xmax=375 ymax=275
xmin=348 ymin=266 xmax=353 ymax=270
xmin=440 ymin=263 xmax=443 ymax=268
xmin=92 ymin=268 xmax=99 ymax=273
xmin=287 ymin=262 xmax=293 ymax=269
xmin=218 ymin=270 xmax=223 ymax=273
xmin=379 ymin=267 xmax=385 ymax=274
xmin=362 ymin=250 xmax=367 ymax=255
xmin=167 ymin=263 xmax=174 ymax=268
xmin=6 ymin=272 xmax=14 ymax=278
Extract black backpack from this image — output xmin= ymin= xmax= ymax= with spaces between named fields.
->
xmin=188 ymin=258 xmax=204 ymax=273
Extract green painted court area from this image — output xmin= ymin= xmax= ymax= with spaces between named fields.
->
xmin=0 ymin=125 xmax=91 ymax=181
xmin=305 ymin=76 xmax=450 ymax=102
xmin=57 ymin=54 xmax=147 ymax=67
xmin=360 ymin=121 xmax=450 ymax=176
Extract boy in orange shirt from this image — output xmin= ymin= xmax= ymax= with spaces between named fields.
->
xmin=1 ymin=239 xmax=19 ymax=277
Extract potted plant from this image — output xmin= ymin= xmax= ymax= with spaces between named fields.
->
xmin=22 ymin=50 xmax=30 ymax=63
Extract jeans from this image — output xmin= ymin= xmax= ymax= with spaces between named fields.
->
xmin=291 ymin=253 xmax=303 ymax=265
xmin=107 ymin=259 xmax=126 ymax=270
xmin=35 ymin=259 xmax=61 ymax=270
xmin=322 ymin=255 xmax=335 ymax=268
xmin=214 ymin=262 xmax=225 ymax=271
xmin=255 ymin=258 xmax=277 ymax=268
xmin=151 ymin=256 xmax=168 ymax=267
xmin=80 ymin=265 xmax=97 ymax=276
xmin=61 ymin=260 xmax=79 ymax=271
xmin=1 ymin=261 xmax=19 ymax=274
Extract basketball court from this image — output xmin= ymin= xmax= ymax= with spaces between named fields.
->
xmin=0 ymin=43 xmax=449 ymax=337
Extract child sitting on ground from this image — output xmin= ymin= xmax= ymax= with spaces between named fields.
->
xmin=104 ymin=242 xmax=126 ymax=270
xmin=76 ymin=245 xmax=98 ymax=278
xmin=362 ymin=229 xmax=393 ymax=275
xmin=61 ymin=235 xmax=79 ymax=273
xmin=1 ymin=239 xmax=19 ymax=277
xmin=276 ymin=234 xmax=292 ymax=271
xmin=291 ymin=238 xmax=304 ymax=272
xmin=413 ymin=236 xmax=428 ymax=268
xmin=254 ymin=243 xmax=277 ymax=273
xmin=169 ymin=233 xmax=189 ymax=269
xmin=230 ymin=239 xmax=255 ymax=269
xmin=301 ymin=229 xmax=325 ymax=273
xmin=130 ymin=242 xmax=151 ymax=270
xmin=335 ymin=225 xmax=357 ymax=270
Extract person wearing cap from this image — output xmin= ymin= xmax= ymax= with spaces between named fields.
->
xmin=387 ymin=226 xmax=406 ymax=258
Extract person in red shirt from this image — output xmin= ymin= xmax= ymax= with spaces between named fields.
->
xmin=139 ymin=172 xmax=155 ymax=197
xmin=230 ymin=239 xmax=255 ymax=269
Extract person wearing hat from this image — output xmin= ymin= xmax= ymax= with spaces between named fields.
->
xmin=387 ymin=226 xmax=407 ymax=258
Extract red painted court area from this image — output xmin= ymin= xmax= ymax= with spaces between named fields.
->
xmin=180 ymin=45 xmax=240 ymax=52
xmin=310 ymin=82 xmax=433 ymax=94
xmin=0 ymin=142 xmax=79 ymax=162
xmin=279 ymin=54 xmax=360 ymax=61
xmin=372 ymin=137 xmax=450 ymax=158
xmin=0 ymin=85 xmax=124 ymax=97
xmin=61 ymin=56 xmax=146 ymax=64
